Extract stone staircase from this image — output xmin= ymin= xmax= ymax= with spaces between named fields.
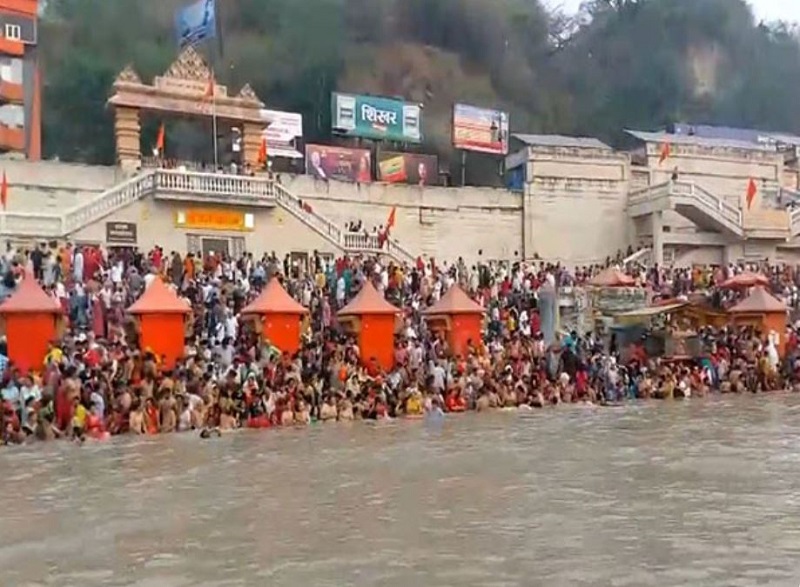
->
xmin=0 ymin=169 xmax=417 ymax=264
xmin=628 ymin=180 xmax=744 ymax=237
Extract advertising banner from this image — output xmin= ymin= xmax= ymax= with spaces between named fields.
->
xmin=332 ymin=92 xmax=422 ymax=143
xmin=305 ymin=144 xmax=372 ymax=183
xmin=261 ymin=109 xmax=303 ymax=159
xmin=452 ymin=103 xmax=509 ymax=155
xmin=377 ymin=151 xmax=438 ymax=186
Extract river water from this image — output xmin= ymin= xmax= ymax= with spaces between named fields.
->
xmin=2 ymin=396 xmax=800 ymax=587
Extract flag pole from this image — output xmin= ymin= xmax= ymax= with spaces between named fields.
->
xmin=211 ymin=67 xmax=219 ymax=169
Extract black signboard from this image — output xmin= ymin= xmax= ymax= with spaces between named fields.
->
xmin=105 ymin=222 xmax=137 ymax=245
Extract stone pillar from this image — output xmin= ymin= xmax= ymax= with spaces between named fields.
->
xmin=522 ymin=181 xmax=536 ymax=259
xmin=242 ymin=122 xmax=263 ymax=169
xmin=651 ymin=210 xmax=664 ymax=266
xmin=114 ymin=106 xmax=141 ymax=173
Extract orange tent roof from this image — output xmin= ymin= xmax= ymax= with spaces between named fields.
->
xmin=721 ymin=271 xmax=770 ymax=289
xmin=128 ymin=278 xmax=191 ymax=315
xmin=729 ymin=286 xmax=787 ymax=314
xmin=338 ymin=281 xmax=400 ymax=316
xmin=0 ymin=274 xmax=62 ymax=315
xmin=423 ymin=285 xmax=484 ymax=315
xmin=241 ymin=277 xmax=308 ymax=315
xmin=588 ymin=267 xmax=636 ymax=287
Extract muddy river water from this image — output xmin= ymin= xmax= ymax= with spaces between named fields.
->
xmin=2 ymin=396 xmax=800 ymax=587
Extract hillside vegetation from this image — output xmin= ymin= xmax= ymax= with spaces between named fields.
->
xmin=39 ymin=0 xmax=800 ymax=179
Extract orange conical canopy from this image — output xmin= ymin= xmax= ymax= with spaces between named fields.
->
xmin=728 ymin=286 xmax=786 ymax=313
xmin=338 ymin=281 xmax=399 ymax=316
xmin=0 ymin=272 xmax=62 ymax=314
xmin=588 ymin=267 xmax=636 ymax=287
xmin=423 ymin=285 xmax=484 ymax=315
xmin=127 ymin=278 xmax=191 ymax=314
xmin=241 ymin=277 xmax=308 ymax=315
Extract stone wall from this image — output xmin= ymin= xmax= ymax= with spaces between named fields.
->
xmin=525 ymin=147 xmax=631 ymax=264
xmin=282 ymin=175 xmax=524 ymax=264
xmin=0 ymin=158 xmax=120 ymax=212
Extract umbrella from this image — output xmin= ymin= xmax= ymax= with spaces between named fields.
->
xmin=720 ymin=271 xmax=769 ymax=289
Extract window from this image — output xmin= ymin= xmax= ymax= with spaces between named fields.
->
xmin=4 ymin=24 xmax=21 ymax=41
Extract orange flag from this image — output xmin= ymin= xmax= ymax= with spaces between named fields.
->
xmin=746 ymin=178 xmax=758 ymax=209
xmin=156 ymin=123 xmax=165 ymax=153
xmin=0 ymin=171 xmax=7 ymax=210
xmin=658 ymin=141 xmax=671 ymax=164
xmin=204 ymin=71 xmax=215 ymax=98
xmin=257 ymin=136 xmax=268 ymax=165
xmin=386 ymin=206 xmax=396 ymax=231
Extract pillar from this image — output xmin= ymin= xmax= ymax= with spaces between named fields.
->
xmin=242 ymin=121 xmax=263 ymax=168
xmin=651 ymin=210 xmax=664 ymax=266
xmin=723 ymin=243 xmax=742 ymax=265
xmin=115 ymin=106 xmax=141 ymax=173
xmin=522 ymin=179 xmax=536 ymax=258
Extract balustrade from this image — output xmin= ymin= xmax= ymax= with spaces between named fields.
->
xmin=155 ymin=170 xmax=274 ymax=199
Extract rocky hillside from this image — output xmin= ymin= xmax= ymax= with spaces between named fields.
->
xmin=39 ymin=0 xmax=800 ymax=179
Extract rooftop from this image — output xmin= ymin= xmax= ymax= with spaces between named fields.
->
xmin=624 ymin=129 xmax=775 ymax=152
xmin=513 ymin=133 xmax=611 ymax=150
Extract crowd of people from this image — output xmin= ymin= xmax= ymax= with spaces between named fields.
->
xmin=0 ymin=240 xmax=797 ymax=445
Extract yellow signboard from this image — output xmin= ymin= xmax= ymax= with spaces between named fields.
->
xmin=175 ymin=209 xmax=255 ymax=232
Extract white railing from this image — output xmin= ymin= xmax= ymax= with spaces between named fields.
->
xmin=63 ymin=172 xmax=156 ymax=234
xmin=155 ymin=170 xmax=275 ymax=201
xmin=671 ymin=181 xmax=742 ymax=230
xmin=273 ymin=183 xmax=343 ymax=243
xmin=628 ymin=181 xmax=669 ymax=208
xmin=0 ymin=168 xmax=420 ymax=263
xmin=790 ymin=207 xmax=800 ymax=236
xmin=342 ymin=232 xmax=380 ymax=251
xmin=385 ymin=239 xmax=416 ymax=264
xmin=622 ymin=247 xmax=651 ymax=265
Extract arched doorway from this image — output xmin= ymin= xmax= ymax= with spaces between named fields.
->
xmin=107 ymin=46 xmax=265 ymax=172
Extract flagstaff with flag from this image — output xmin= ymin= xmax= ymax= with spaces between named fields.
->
xmin=176 ymin=0 xmax=221 ymax=167
xmin=204 ymin=69 xmax=218 ymax=168
xmin=155 ymin=122 xmax=166 ymax=158
xmin=746 ymin=177 xmax=758 ymax=210
xmin=1 ymin=171 xmax=7 ymax=211
xmin=658 ymin=141 xmax=671 ymax=164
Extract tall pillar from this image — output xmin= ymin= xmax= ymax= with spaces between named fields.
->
xmin=522 ymin=180 xmax=536 ymax=259
xmin=114 ymin=106 xmax=141 ymax=173
xmin=242 ymin=122 xmax=263 ymax=169
xmin=652 ymin=210 xmax=664 ymax=266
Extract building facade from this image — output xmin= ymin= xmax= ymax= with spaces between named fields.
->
xmin=0 ymin=0 xmax=40 ymax=160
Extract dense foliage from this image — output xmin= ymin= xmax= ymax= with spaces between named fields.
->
xmin=39 ymin=0 xmax=800 ymax=177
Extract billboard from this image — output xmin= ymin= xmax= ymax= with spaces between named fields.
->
xmin=332 ymin=92 xmax=422 ymax=143
xmin=377 ymin=151 xmax=438 ymax=186
xmin=261 ymin=109 xmax=303 ymax=159
xmin=452 ymin=103 xmax=509 ymax=155
xmin=305 ymin=144 xmax=372 ymax=183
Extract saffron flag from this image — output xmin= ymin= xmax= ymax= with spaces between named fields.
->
xmin=257 ymin=137 xmax=268 ymax=165
xmin=156 ymin=123 xmax=165 ymax=153
xmin=204 ymin=71 xmax=215 ymax=98
xmin=746 ymin=178 xmax=758 ymax=210
xmin=658 ymin=141 xmax=671 ymax=164
xmin=0 ymin=171 xmax=7 ymax=210
xmin=386 ymin=206 xmax=396 ymax=231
